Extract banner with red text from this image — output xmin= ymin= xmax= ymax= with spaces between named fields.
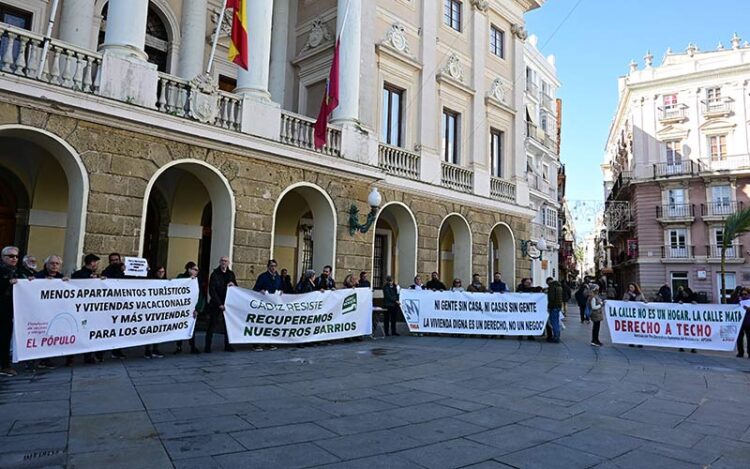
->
xmin=224 ymin=287 xmax=372 ymax=344
xmin=399 ymin=290 xmax=549 ymax=336
xmin=13 ymin=278 xmax=199 ymax=362
xmin=605 ymin=300 xmax=745 ymax=351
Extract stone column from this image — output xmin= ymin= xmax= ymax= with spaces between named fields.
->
xmin=235 ymin=0 xmax=273 ymax=101
xmin=331 ymin=0 xmax=361 ymax=124
xmin=58 ymin=0 xmax=96 ymax=49
xmin=269 ymin=0 xmax=292 ymax=105
xmin=177 ymin=0 xmax=208 ymax=80
xmin=417 ymin=0 xmax=440 ymax=184
xmin=99 ymin=0 xmax=149 ymax=61
xmin=471 ymin=5 xmax=490 ymax=197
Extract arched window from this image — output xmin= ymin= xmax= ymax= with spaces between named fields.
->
xmin=98 ymin=2 xmax=171 ymax=73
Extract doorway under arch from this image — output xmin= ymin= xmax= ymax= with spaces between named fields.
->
xmin=438 ymin=213 xmax=472 ymax=285
xmin=370 ymin=202 xmax=418 ymax=289
xmin=272 ymin=183 xmax=337 ymax=282
xmin=489 ymin=222 xmax=516 ymax=290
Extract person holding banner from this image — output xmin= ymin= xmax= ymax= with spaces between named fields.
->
xmin=143 ymin=266 xmax=167 ymax=359
xmin=254 ymin=260 xmax=282 ymax=294
xmin=205 ymin=256 xmax=237 ymax=353
xmin=175 ymin=262 xmax=201 ymax=355
xmin=297 ymin=269 xmax=317 ymax=293
xmin=31 ymin=255 xmax=67 ymax=369
xmin=622 ymin=282 xmax=646 ymax=349
xmin=425 ymin=272 xmax=447 ymax=291
xmin=489 ymin=272 xmax=508 ymax=293
xmin=588 ymin=285 xmax=604 ymax=346
xmin=357 ymin=271 xmax=371 ymax=288
xmin=383 ymin=275 xmax=400 ymax=336
xmin=315 ymin=265 xmax=336 ymax=290
xmin=467 ymin=274 xmax=488 ymax=293
xmin=450 ymin=279 xmax=465 ymax=292
xmin=409 ymin=275 xmax=424 ymax=290
xmin=1 ymin=246 xmax=27 ymax=377
xmin=71 ymin=254 xmax=105 ymax=365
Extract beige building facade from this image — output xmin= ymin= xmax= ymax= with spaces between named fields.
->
xmin=0 ymin=0 xmax=544 ymax=289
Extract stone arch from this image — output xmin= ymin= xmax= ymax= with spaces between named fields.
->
xmin=489 ymin=222 xmax=516 ymax=290
xmin=0 ymin=125 xmax=88 ymax=272
xmin=271 ymin=182 xmax=337 ymax=282
xmin=437 ymin=213 xmax=472 ymax=285
xmin=370 ymin=201 xmax=418 ymax=288
xmin=139 ymin=159 xmax=235 ymax=277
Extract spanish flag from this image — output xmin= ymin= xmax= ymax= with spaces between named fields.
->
xmin=227 ymin=0 xmax=248 ymax=70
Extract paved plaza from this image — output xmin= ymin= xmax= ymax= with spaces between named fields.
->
xmin=1 ymin=306 xmax=750 ymax=468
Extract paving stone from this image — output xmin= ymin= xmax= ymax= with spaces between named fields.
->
xmin=239 ymin=407 xmax=333 ymax=428
xmin=453 ymin=406 xmax=533 ymax=428
xmin=396 ymin=438 xmax=502 ymax=469
xmin=466 ymin=423 xmax=561 ymax=455
xmin=313 ymin=454 xmax=424 ymax=469
xmin=213 ymin=443 xmax=340 ymax=468
xmin=68 ymin=412 xmax=158 ymax=454
xmin=163 ymin=433 xmax=246 ymax=460
xmin=496 ymin=442 xmax=605 ymax=469
xmin=67 ymin=442 xmax=171 ymax=469
xmin=172 ymin=456 xmax=223 ymax=469
xmin=393 ymin=417 xmax=486 ymax=444
xmin=608 ymin=448 xmax=703 ymax=469
xmin=154 ymin=415 xmax=253 ymax=439
xmin=9 ymin=417 xmax=68 ymax=435
xmin=231 ymin=422 xmax=337 ymax=450
xmin=71 ymin=389 xmax=144 ymax=415
xmin=316 ymin=429 xmax=423 ymax=460
xmin=555 ymin=427 xmax=645 ymax=458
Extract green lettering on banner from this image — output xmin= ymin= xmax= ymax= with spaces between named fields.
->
xmin=342 ymin=293 xmax=357 ymax=315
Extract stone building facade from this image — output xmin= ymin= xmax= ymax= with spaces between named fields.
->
xmin=602 ymin=36 xmax=750 ymax=301
xmin=0 ymin=0 xmax=546 ymax=290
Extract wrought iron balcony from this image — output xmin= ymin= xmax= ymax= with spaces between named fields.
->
xmin=661 ymin=246 xmax=694 ymax=259
xmin=653 ymin=161 xmax=694 ymax=178
xmin=701 ymin=201 xmax=742 ymax=217
xmin=706 ymin=244 xmax=742 ymax=260
xmin=656 ymin=204 xmax=694 ymax=220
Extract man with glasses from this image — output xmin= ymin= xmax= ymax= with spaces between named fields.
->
xmin=1 ymin=246 xmax=27 ymax=377
xmin=253 ymin=259 xmax=282 ymax=294
xmin=205 ymin=256 xmax=236 ymax=353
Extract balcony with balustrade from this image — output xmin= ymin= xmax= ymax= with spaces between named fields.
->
xmin=378 ymin=144 xmax=420 ymax=180
xmin=655 ymin=204 xmax=695 ymax=223
xmin=490 ymin=177 xmax=516 ymax=203
xmin=696 ymin=154 xmax=750 ymax=173
xmin=441 ymin=162 xmax=473 ymax=193
xmin=702 ymin=98 xmax=733 ymax=118
xmin=280 ymin=111 xmax=341 ymax=157
xmin=657 ymin=104 xmax=688 ymax=124
xmin=661 ymin=245 xmax=694 ymax=262
xmin=525 ymin=80 xmax=539 ymax=97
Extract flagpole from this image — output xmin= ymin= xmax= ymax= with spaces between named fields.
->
xmin=206 ymin=1 xmax=229 ymax=75
xmin=337 ymin=0 xmax=352 ymax=41
xmin=37 ymin=0 xmax=60 ymax=79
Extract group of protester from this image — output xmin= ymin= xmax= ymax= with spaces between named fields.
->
xmin=3 ymin=243 xmax=750 ymax=377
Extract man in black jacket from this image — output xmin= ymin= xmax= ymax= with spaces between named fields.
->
xmin=205 ymin=256 xmax=237 ymax=353
xmin=1 ymin=246 xmax=26 ymax=377
xmin=425 ymin=271 xmax=447 ymax=291
xmin=71 ymin=254 xmax=107 ymax=364
xmin=315 ymin=265 xmax=336 ymax=290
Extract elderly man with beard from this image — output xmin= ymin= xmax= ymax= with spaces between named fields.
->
xmin=1 ymin=246 xmax=28 ymax=377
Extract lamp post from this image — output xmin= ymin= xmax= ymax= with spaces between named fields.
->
xmin=348 ymin=187 xmax=382 ymax=235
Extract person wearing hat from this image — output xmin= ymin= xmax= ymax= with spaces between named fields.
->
xmin=382 ymin=275 xmax=400 ymax=336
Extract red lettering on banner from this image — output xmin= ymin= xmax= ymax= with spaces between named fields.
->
xmin=676 ymin=323 xmax=711 ymax=337
xmin=614 ymin=319 xmax=660 ymax=334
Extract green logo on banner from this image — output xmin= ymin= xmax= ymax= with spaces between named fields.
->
xmin=342 ymin=293 xmax=357 ymax=315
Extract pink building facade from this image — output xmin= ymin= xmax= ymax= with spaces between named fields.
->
xmin=603 ymin=37 xmax=750 ymax=301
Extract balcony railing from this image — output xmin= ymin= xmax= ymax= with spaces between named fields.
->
xmin=701 ymin=99 xmax=733 ymax=117
xmin=653 ymin=161 xmax=694 ymax=178
xmin=378 ymin=143 xmax=419 ymax=180
xmin=156 ymin=74 xmax=242 ymax=131
xmin=696 ymin=154 xmax=750 ymax=172
xmin=490 ymin=177 xmax=515 ymax=203
xmin=541 ymin=93 xmax=554 ymax=110
xmin=701 ymin=201 xmax=743 ymax=217
xmin=707 ymin=244 xmax=742 ymax=259
xmin=280 ymin=111 xmax=341 ymax=157
xmin=661 ymin=246 xmax=694 ymax=259
xmin=0 ymin=23 xmax=101 ymax=95
xmin=657 ymin=105 xmax=687 ymax=122
xmin=441 ymin=162 xmax=473 ymax=193
xmin=656 ymin=204 xmax=694 ymax=219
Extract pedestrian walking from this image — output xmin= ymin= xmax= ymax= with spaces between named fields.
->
xmin=204 ymin=256 xmax=236 ymax=353
xmin=546 ymin=277 xmax=563 ymax=343
xmin=575 ymin=281 xmax=589 ymax=323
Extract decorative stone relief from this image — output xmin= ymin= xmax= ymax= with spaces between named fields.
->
xmin=189 ymin=73 xmax=220 ymax=124
xmin=731 ymin=32 xmax=741 ymax=49
xmin=382 ymin=23 xmax=411 ymax=55
xmin=470 ymin=0 xmax=489 ymax=11
xmin=441 ymin=53 xmax=464 ymax=82
xmin=643 ymin=50 xmax=653 ymax=67
xmin=210 ymin=7 xmax=232 ymax=40
xmin=304 ymin=17 xmax=332 ymax=50
xmin=511 ymin=24 xmax=528 ymax=41
xmin=488 ymin=78 xmax=511 ymax=104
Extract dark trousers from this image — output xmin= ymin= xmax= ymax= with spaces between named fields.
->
xmin=1 ymin=310 xmax=11 ymax=368
xmin=384 ymin=306 xmax=399 ymax=335
xmin=577 ymin=300 xmax=587 ymax=321
xmin=592 ymin=321 xmax=601 ymax=343
xmin=82 ymin=351 xmax=104 ymax=362
xmin=205 ymin=305 xmax=230 ymax=351
xmin=737 ymin=325 xmax=750 ymax=355
xmin=175 ymin=336 xmax=196 ymax=351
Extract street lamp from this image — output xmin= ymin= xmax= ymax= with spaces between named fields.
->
xmin=520 ymin=237 xmax=547 ymax=260
xmin=348 ymin=187 xmax=382 ymax=235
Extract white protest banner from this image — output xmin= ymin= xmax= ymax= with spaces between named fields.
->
xmin=13 ymin=278 xmax=199 ymax=362
xmin=124 ymin=257 xmax=149 ymax=277
xmin=399 ymin=290 xmax=548 ymax=336
xmin=224 ymin=287 xmax=372 ymax=344
xmin=605 ymin=300 xmax=746 ymax=351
